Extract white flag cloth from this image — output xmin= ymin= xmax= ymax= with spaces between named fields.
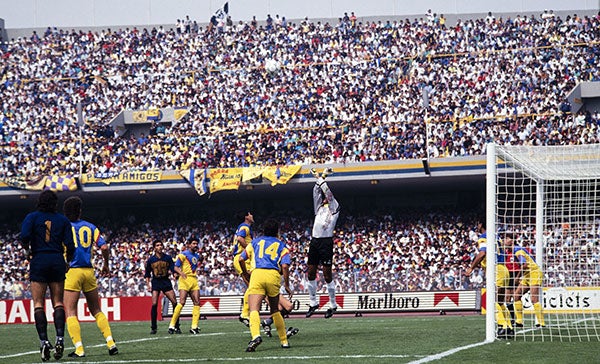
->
xmin=210 ymin=2 xmax=229 ymax=25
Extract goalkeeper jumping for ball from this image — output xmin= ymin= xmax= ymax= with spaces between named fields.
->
xmin=306 ymin=167 xmax=341 ymax=319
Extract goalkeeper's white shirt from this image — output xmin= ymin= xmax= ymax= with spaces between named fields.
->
xmin=311 ymin=179 xmax=340 ymax=238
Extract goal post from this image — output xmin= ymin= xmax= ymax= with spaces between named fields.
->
xmin=486 ymin=143 xmax=600 ymax=342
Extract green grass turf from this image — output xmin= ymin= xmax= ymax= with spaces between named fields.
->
xmin=1 ymin=315 xmax=597 ymax=363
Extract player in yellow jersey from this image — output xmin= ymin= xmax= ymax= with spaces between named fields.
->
xmin=168 ymin=239 xmax=202 ymax=334
xmin=504 ymin=234 xmax=545 ymax=327
xmin=465 ymin=222 xmax=514 ymax=338
xmin=232 ymin=210 xmax=254 ymax=326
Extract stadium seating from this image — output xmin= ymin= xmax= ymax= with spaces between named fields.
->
xmin=2 ymin=12 xmax=600 ymax=296
xmin=1 ymin=210 xmax=488 ymax=297
xmin=1 ymin=13 xmax=600 ymax=179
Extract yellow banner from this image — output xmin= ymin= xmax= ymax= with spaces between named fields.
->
xmin=132 ymin=111 xmax=147 ymax=123
xmin=208 ymin=168 xmax=242 ymax=193
xmin=242 ymin=166 xmax=265 ymax=182
xmin=81 ymin=171 xmax=162 ymax=185
xmin=146 ymin=108 xmax=162 ymax=121
xmin=174 ymin=108 xmax=188 ymax=121
xmin=45 ymin=175 xmax=78 ymax=191
xmin=180 ymin=169 xmax=207 ymax=196
xmin=263 ymin=165 xmax=302 ymax=186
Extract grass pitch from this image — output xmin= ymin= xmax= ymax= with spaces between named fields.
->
xmin=0 ymin=314 xmax=597 ymax=363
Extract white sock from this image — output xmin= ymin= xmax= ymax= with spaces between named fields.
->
xmin=327 ymin=280 xmax=337 ymax=308
xmin=308 ymin=280 xmax=318 ymax=306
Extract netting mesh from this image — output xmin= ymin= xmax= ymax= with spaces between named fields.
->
xmin=493 ymin=144 xmax=600 ymax=342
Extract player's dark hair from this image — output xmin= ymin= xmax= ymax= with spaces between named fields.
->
xmin=235 ymin=210 xmax=250 ymax=221
xmin=63 ymin=196 xmax=82 ymax=222
xmin=153 ymin=240 xmax=163 ymax=248
xmin=476 ymin=221 xmax=486 ymax=233
xmin=263 ymin=218 xmax=279 ymax=237
xmin=37 ymin=190 xmax=58 ymax=213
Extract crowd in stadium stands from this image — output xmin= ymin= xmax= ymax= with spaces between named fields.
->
xmin=2 ymin=11 xmax=600 ymax=179
xmin=0 ymin=211 xmax=477 ymax=298
xmin=2 ymin=210 xmax=598 ymax=299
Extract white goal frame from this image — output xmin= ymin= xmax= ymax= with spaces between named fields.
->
xmin=486 ymin=143 xmax=600 ymax=342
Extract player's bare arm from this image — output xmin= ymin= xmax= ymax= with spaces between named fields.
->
xmin=466 ymin=251 xmax=486 ymax=275
xmin=174 ymin=266 xmax=186 ymax=280
xmin=100 ymin=244 xmax=110 ymax=276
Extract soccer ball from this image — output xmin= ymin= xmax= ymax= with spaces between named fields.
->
xmin=265 ymin=59 xmax=280 ymax=73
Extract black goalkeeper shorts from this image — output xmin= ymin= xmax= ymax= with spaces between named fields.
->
xmin=151 ymin=278 xmax=174 ymax=293
xmin=307 ymin=237 xmax=334 ymax=266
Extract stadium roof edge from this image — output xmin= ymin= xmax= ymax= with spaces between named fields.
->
xmin=0 ymin=155 xmax=486 ymax=195
xmin=0 ymin=156 xmax=487 ymax=213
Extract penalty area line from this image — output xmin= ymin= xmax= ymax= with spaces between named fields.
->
xmin=407 ymin=341 xmax=490 ymax=364
xmin=0 ymin=332 xmax=226 ymax=360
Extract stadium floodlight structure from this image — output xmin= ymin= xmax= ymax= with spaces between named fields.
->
xmin=486 ymin=143 xmax=600 ymax=342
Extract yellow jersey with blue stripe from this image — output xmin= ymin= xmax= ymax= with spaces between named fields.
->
xmin=513 ymin=246 xmax=543 ymax=286
xmin=513 ymin=246 xmax=541 ymax=272
xmin=175 ymin=250 xmax=200 ymax=276
xmin=232 ymin=222 xmax=253 ymax=275
xmin=232 ymin=222 xmax=253 ymax=256
xmin=477 ymin=232 xmax=505 ymax=267
xmin=477 ymin=232 xmax=509 ymax=287
xmin=175 ymin=250 xmax=200 ymax=291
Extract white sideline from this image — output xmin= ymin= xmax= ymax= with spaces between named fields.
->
xmin=407 ymin=341 xmax=490 ymax=364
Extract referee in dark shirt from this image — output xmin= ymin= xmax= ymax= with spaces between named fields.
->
xmin=145 ymin=240 xmax=180 ymax=334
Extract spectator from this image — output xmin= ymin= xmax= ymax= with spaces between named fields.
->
xmin=2 ymin=208 xmax=599 ymax=297
xmin=1 ymin=12 xmax=600 ymax=178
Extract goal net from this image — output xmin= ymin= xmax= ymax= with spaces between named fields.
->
xmin=486 ymin=143 xmax=600 ymax=342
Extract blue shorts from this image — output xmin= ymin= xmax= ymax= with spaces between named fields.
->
xmin=30 ymin=253 xmax=67 ymax=283
xmin=152 ymin=278 xmax=174 ymax=293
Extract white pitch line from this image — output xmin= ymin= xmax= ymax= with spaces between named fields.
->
xmin=407 ymin=341 xmax=490 ymax=364
xmin=19 ymin=354 xmax=423 ymax=364
xmin=0 ymin=332 xmax=226 ymax=360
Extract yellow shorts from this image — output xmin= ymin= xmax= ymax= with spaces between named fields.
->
xmin=521 ymin=269 xmax=543 ymax=286
xmin=178 ymin=275 xmax=199 ymax=292
xmin=246 ymin=269 xmax=281 ymax=297
xmin=496 ymin=264 xmax=509 ymax=288
xmin=233 ymin=253 xmax=252 ymax=276
xmin=65 ymin=268 xmax=97 ymax=293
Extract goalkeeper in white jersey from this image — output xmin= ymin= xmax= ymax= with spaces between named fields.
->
xmin=306 ymin=168 xmax=340 ymax=319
